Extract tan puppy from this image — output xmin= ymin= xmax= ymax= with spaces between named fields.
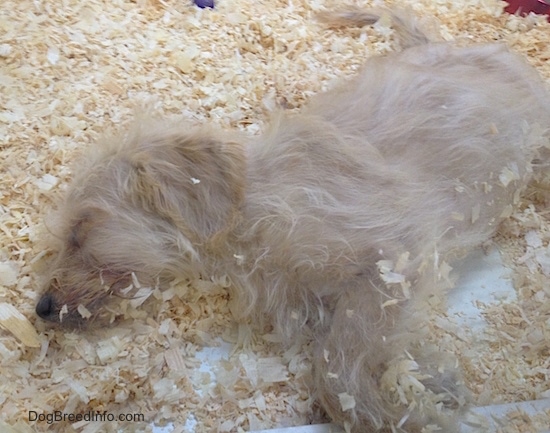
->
xmin=36 ymin=9 xmax=550 ymax=432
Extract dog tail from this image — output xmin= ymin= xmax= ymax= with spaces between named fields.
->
xmin=317 ymin=6 xmax=434 ymax=49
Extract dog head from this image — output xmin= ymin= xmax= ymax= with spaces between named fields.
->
xmin=36 ymin=122 xmax=246 ymax=329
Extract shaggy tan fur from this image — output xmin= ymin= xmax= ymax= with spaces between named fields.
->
xmin=36 ymin=8 xmax=550 ymax=432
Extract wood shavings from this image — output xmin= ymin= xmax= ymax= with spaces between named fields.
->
xmin=34 ymin=174 xmax=60 ymax=192
xmin=380 ymin=358 xmax=427 ymax=406
xmin=337 ymin=392 xmax=356 ymax=412
xmin=0 ymin=260 xmax=19 ymax=286
xmin=58 ymin=304 xmax=69 ymax=322
xmin=1 ymin=0 xmax=549 ymax=431
xmin=377 ymin=259 xmax=407 ymax=284
xmin=96 ymin=337 xmax=123 ymax=364
xmin=500 ymin=165 xmax=521 ymax=187
xmin=0 ymin=303 xmax=40 ymax=347
xmin=76 ymin=304 xmax=92 ymax=319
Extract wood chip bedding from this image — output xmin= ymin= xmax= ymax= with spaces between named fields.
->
xmin=0 ymin=0 xmax=549 ymax=431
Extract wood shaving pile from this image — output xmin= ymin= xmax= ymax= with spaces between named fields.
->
xmin=1 ymin=0 xmax=549 ymax=432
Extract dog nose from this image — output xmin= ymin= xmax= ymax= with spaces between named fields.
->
xmin=36 ymin=294 xmax=56 ymax=321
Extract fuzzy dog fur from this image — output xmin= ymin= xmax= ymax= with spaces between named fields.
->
xmin=36 ymin=8 xmax=550 ymax=432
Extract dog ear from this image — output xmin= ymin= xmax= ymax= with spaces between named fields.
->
xmin=128 ymin=126 xmax=246 ymax=241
